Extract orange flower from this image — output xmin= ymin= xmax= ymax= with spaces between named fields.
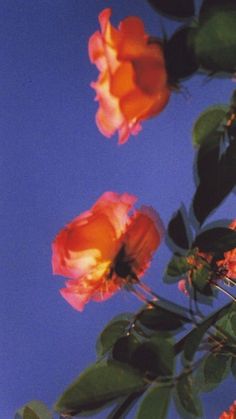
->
xmin=219 ymin=400 xmax=236 ymax=419
xmin=89 ymin=8 xmax=170 ymax=144
xmin=52 ymin=192 xmax=164 ymax=311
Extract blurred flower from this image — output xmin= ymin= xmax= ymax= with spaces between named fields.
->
xmin=178 ymin=220 xmax=236 ymax=296
xmin=217 ymin=220 xmax=236 ymax=280
xmin=178 ymin=278 xmax=189 ymax=296
xmin=219 ymin=400 xmax=236 ymax=419
xmin=52 ymin=192 xmax=164 ymax=311
xmin=89 ymin=8 xmax=170 ymax=144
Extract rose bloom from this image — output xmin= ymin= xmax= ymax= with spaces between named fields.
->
xmin=89 ymin=8 xmax=170 ymax=144
xmin=52 ymin=192 xmax=164 ymax=311
xmin=219 ymin=400 xmax=236 ymax=419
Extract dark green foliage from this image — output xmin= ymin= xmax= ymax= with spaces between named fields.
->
xmin=194 ymin=353 xmax=231 ymax=393
xmin=202 ymin=354 xmax=231 ymax=391
xmin=130 ymin=336 xmax=174 ymax=378
xmin=165 ymin=254 xmax=190 ymax=278
xmin=23 ymin=408 xmax=39 ymax=419
xmin=193 ymin=227 xmax=236 ymax=255
xmin=15 ymin=401 xmax=52 ymax=419
xmin=175 ymin=375 xmax=203 ymax=417
xmin=112 ymin=334 xmax=140 ymax=364
xmin=192 ymin=106 xmax=227 ymax=147
xmin=192 ymin=99 xmax=236 ymax=223
xmin=164 ymin=27 xmax=198 ymax=84
xmin=137 ymin=305 xmax=190 ymax=331
xmin=194 ymin=8 xmax=236 ymax=74
xmin=55 ymin=360 xmax=146 ymax=416
xmin=200 ymin=0 xmax=236 ymax=22
xmin=136 ymin=385 xmax=172 ymax=419
xmin=191 ymin=266 xmax=212 ymax=295
xmin=183 ymin=303 xmax=233 ymax=364
xmin=168 ymin=208 xmax=190 ymax=249
xmin=231 ymin=358 xmax=236 ymax=378
xmin=147 ymin=0 xmax=195 ymax=19
xmin=96 ymin=313 xmax=133 ymax=357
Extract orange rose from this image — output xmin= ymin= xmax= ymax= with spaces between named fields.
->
xmin=52 ymin=192 xmax=164 ymax=311
xmin=89 ymin=8 xmax=170 ymax=144
xmin=219 ymin=400 xmax=236 ymax=419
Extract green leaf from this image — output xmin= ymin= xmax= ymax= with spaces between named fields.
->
xmin=194 ymin=9 xmax=236 ymax=74
xmin=55 ymin=360 xmax=146 ymax=416
xmin=193 ymin=138 xmax=221 ymax=224
xmin=216 ymin=305 xmax=236 ymax=341
xmin=112 ymin=334 xmax=140 ymax=364
xmin=23 ymin=408 xmax=39 ymax=419
xmin=193 ymin=142 xmax=236 ymax=224
xmin=200 ymin=0 xmax=236 ymax=22
xmin=219 ymin=139 xmax=236 ymax=193
xmin=230 ymin=313 xmax=236 ymax=332
xmin=183 ymin=302 xmax=233 ymax=363
xmin=96 ymin=313 xmax=133 ymax=357
xmin=137 ymin=306 xmax=189 ymax=332
xmin=136 ymin=385 xmax=171 ymax=419
xmin=191 ymin=267 xmax=212 ymax=295
xmin=193 ymin=227 xmax=236 ymax=254
xmin=164 ymin=27 xmax=198 ymax=83
xmin=231 ymin=357 xmax=236 ymax=378
xmin=129 ymin=335 xmax=174 ymax=379
xmin=175 ymin=375 xmax=202 ymax=417
xmin=156 ymin=298 xmax=192 ymax=319
xmin=194 ymin=353 xmax=231 ymax=393
xmin=202 ymin=354 xmax=230 ymax=391
xmin=168 ymin=209 xmax=190 ymax=249
xmin=15 ymin=401 xmax=52 ymax=419
xmin=166 ymin=255 xmax=190 ymax=277
xmin=192 ymin=100 xmax=236 ymax=224
xmin=147 ymin=0 xmax=195 ymax=19
xmin=192 ymin=106 xmax=227 ymax=147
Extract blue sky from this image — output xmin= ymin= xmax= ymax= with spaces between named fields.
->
xmin=1 ymin=1 xmax=235 ymax=417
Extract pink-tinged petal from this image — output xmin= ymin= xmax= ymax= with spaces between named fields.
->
xmin=60 ymin=287 xmax=89 ymax=312
xmin=92 ymin=73 xmax=124 ymax=137
xmin=118 ymin=121 xmax=142 ymax=145
xmin=60 ymin=272 xmax=121 ymax=311
xmin=178 ymin=279 xmax=189 ymax=296
xmin=88 ymin=32 xmax=107 ymax=71
xmin=98 ymin=8 xmax=120 ymax=48
xmin=91 ymin=280 xmax=121 ymax=302
xmin=93 ymin=191 xmax=137 ymax=237
xmin=229 ymin=219 xmax=236 ymax=230
xmin=98 ymin=8 xmax=112 ymax=36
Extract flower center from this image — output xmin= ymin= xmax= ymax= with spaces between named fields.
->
xmin=109 ymin=244 xmax=137 ymax=280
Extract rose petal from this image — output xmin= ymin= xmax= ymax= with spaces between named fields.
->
xmin=122 ymin=206 xmax=164 ymax=276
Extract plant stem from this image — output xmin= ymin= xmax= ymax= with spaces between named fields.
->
xmin=214 ymin=283 xmax=236 ymax=302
